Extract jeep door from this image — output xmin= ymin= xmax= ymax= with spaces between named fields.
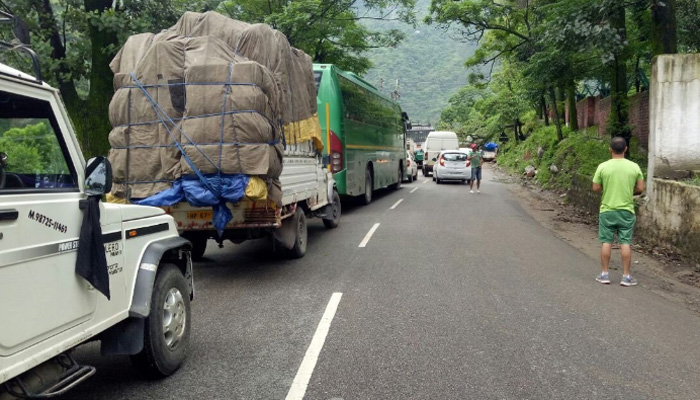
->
xmin=0 ymin=85 xmax=108 ymax=357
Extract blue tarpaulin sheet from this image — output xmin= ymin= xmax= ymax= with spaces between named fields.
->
xmin=484 ymin=142 xmax=499 ymax=151
xmin=135 ymin=174 xmax=250 ymax=234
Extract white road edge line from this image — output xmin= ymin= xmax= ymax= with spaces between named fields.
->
xmin=410 ymin=187 xmax=419 ymax=194
xmin=390 ymin=199 xmax=404 ymax=210
xmin=358 ymin=223 xmax=380 ymax=248
xmin=286 ymin=292 xmax=343 ymax=400
xmin=422 ymin=178 xmax=430 ymax=184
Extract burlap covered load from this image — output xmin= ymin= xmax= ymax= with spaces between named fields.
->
xmin=108 ymin=33 xmax=283 ymax=203
xmin=171 ymin=12 xmax=322 ymax=149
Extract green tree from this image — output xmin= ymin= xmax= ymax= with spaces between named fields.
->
xmin=0 ymin=122 xmax=57 ymax=173
xmin=218 ymin=0 xmax=416 ymax=74
xmin=1 ymin=0 xmax=216 ymax=158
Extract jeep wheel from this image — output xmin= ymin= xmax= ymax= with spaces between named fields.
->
xmin=131 ymin=264 xmax=190 ymax=378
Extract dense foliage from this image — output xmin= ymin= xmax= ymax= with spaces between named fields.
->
xmin=0 ymin=0 xmax=414 ymax=157
xmin=428 ymin=0 xmax=697 ymax=151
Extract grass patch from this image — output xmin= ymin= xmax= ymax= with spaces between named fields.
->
xmin=498 ymin=124 xmax=647 ymax=190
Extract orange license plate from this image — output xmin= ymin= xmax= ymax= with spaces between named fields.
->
xmin=186 ymin=211 xmax=213 ymax=220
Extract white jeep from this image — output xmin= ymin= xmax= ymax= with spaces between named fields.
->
xmin=0 ymin=20 xmax=193 ymax=398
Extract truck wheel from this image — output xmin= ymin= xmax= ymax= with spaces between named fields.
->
xmin=323 ymin=190 xmax=341 ymax=229
xmin=131 ymin=264 xmax=190 ymax=378
xmin=182 ymin=232 xmax=207 ymax=261
xmin=288 ymin=208 xmax=308 ymax=258
xmin=361 ymin=168 xmax=373 ymax=205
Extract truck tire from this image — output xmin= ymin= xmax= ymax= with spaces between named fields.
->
xmin=182 ymin=232 xmax=207 ymax=261
xmin=131 ymin=264 xmax=190 ymax=378
xmin=323 ymin=190 xmax=341 ymax=229
xmin=288 ymin=208 xmax=308 ymax=258
xmin=361 ymin=168 xmax=373 ymax=205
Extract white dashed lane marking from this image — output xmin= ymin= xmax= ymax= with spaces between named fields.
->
xmin=390 ymin=199 xmax=404 ymax=210
xmin=358 ymin=223 xmax=380 ymax=248
xmin=286 ymin=293 xmax=343 ymax=400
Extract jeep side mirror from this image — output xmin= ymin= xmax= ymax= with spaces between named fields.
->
xmin=85 ymin=156 xmax=113 ymax=197
xmin=432 ymin=157 xmax=437 ymax=162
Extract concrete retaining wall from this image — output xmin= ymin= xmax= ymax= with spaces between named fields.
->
xmin=649 ymin=54 xmax=700 ymax=179
xmin=637 ymin=179 xmax=700 ymax=262
xmin=569 ymin=174 xmax=700 ymax=263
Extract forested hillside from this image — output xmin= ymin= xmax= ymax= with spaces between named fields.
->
xmin=362 ymin=0 xmax=478 ymax=125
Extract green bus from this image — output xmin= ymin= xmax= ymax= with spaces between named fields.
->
xmin=313 ymin=64 xmax=408 ymax=205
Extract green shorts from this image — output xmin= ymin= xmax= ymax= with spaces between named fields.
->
xmin=598 ymin=210 xmax=636 ymax=244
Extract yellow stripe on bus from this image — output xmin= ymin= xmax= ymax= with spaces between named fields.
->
xmin=346 ymin=144 xmax=404 ymax=151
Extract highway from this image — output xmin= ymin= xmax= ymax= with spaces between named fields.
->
xmin=65 ymin=167 xmax=700 ymax=399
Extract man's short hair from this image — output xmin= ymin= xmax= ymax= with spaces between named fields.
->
xmin=610 ymin=136 xmax=627 ymax=154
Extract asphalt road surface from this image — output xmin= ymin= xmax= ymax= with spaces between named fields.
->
xmin=65 ymin=167 xmax=700 ymax=399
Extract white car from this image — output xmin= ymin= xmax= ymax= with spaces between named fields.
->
xmin=404 ymin=150 xmax=418 ymax=182
xmin=433 ymin=150 xmax=471 ymax=184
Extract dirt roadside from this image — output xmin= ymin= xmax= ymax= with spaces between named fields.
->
xmin=490 ymin=165 xmax=700 ymax=315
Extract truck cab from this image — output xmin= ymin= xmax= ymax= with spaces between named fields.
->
xmin=0 ymin=22 xmax=193 ymax=398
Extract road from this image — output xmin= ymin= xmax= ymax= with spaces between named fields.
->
xmin=65 ymin=167 xmax=700 ymax=400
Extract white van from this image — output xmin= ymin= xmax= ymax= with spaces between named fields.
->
xmin=422 ymin=131 xmax=459 ymax=176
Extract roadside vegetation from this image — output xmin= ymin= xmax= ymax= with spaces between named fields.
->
xmin=0 ymin=0 xmax=416 ymax=157
xmin=428 ymin=0 xmax=697 ymax=188
xmin=496 ymin=119 xmax=647 ymax=190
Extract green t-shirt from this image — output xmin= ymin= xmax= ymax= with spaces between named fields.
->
xmin=469 ymin=151 xmax=482 ymax=169
xmin=415 ymin=150 xmax=424 ymax=162
xmin=592 ymin=158 xmax=644 ymax=214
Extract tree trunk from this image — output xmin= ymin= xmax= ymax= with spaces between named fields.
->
xmin=513 ymin=121 xmax=519 ymax=144
xmin=651 ymin=0 xmax=678 ymax=56
xmin=548 ymin=87 xmax=563 ymax=142
xmin=567 ymin=84 xmax=579 ymax=131
xmin=82 ymin=0 xmax=120 ymax=158
xmin=541 ymin=95 xmax=549 ymax=126
xmin=608 ymin=1 xmax=631 ymax=154
xmin=555 ymin=87 xmax=565 ymax=120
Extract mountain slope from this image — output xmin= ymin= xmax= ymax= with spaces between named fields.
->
xmin=361 ymin=0 xmax=478 ymax=124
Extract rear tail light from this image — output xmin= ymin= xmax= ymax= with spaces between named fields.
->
xmin=329 ymin=130 xmax=343 ymax=173
xmin=406 ymin=159 xmax=411 ymax=167
xmin=466 ymin=160 xmax=470 ymax=167
xmin=439 ymin=157 xmax=445 ymax=167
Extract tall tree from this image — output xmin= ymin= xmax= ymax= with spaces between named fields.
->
xmin=1 ymin=0 xmax=209 ymax=157
xmin=219 ymin=0 xmax=416 ymax=74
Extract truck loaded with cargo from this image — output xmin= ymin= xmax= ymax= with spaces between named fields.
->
xmin=106 ymin=12 xmax=341 ymax=260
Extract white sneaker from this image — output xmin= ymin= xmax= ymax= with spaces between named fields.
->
xmin=470 ymin=190 xmax=474 ymax=194
xmin=477 ymin=190 xmax=481 ymax=193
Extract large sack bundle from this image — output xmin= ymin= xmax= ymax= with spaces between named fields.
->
xmin=173 ymin=13 xmax=323 ymax=149
xmin=108 ymin=35 xmax=282 ymax=204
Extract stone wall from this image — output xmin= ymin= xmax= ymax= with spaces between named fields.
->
xmin=568 ymin=174 xmax=601 ymax=216
xmin=637 ymin=179 xmax=700 ymax=262
xmin=566 ymin=91 xmax=649 ymax=147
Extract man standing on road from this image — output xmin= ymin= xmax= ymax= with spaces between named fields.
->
xmin=592 ymin=136 xmax=646 ymax=287
xmin=468 ymin=144 xmax=483 ymax=193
